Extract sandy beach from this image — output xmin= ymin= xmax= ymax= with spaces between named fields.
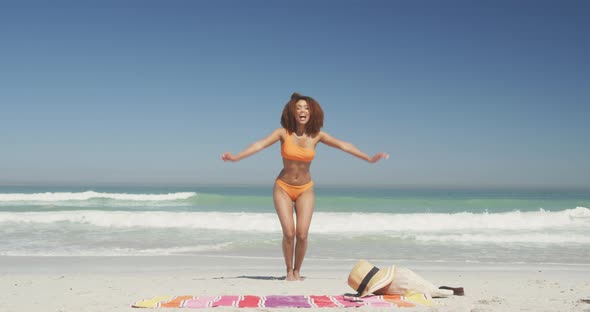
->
xmin=3 ymin=0 xmax=590 ymax=311
xmin=1 ymin=255 xmax=588 ymax=312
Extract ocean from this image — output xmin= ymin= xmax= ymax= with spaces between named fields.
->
xmin=1 ymin=185 xmax=589 ymax=267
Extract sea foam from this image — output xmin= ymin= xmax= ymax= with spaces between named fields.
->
xmin=0 ymin=191 xmax=196 ymax=202
xmin=1 ymin=207 xmax=588 ymax=235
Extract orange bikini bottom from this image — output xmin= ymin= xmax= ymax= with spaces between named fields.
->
xmin=275 ymin=179 xmax=314 ymax=201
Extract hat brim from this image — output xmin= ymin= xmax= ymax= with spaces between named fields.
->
xmin=361 ymin=265 xmax=395 ymax=297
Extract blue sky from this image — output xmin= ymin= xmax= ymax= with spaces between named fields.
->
xmin=1 ymin=0 xmax=589 ymax=189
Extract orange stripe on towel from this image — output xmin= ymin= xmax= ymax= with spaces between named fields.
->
xmin=160 ymin=295 xmax=193 ymax=308
xmin=382 ymin=295 xmax=416 ymax=307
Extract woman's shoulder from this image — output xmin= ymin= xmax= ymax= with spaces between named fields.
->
xmin=308 ymin=130 xmax=326 ymax=144
xmin=316 ymin=131 xmax=339 ymax=144
xmin=273 ymin=127 xmax=288 ymax=138
xmin=316 ymin=130 xmax=329 ymax=139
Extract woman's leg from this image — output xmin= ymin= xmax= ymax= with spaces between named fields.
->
xmin=273 ymin=182 xmax=296 ymax=280
xmin=293 ymin=187 xmax=315 ymax=280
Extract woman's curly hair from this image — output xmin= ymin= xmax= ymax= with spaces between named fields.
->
xmin=281 ymin=92 xmax=324 ymax=135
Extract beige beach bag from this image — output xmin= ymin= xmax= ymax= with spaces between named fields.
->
xmin=348 ymin=260 xmax=455 ymax=298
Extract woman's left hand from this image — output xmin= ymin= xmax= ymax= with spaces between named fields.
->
xmin=368 ymin=152 xmax=389 ymax=163
xmin=221 ymin=152 xmax=237 ymax=162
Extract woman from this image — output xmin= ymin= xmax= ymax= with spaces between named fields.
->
xmin=221 ymin=92 xmax=388 ymax=281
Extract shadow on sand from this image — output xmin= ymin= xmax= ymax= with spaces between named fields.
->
xmin=213 ymin=275 xmax=286 ymax=281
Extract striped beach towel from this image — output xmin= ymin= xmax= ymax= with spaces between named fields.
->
xmin=132 ymin=294 xmax=434 ymax=308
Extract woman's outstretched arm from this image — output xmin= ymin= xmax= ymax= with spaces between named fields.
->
xmin=319 ymin=131 xmax=389 ymax=163
xmin=221 ymin=128 xmax=283 ymax=162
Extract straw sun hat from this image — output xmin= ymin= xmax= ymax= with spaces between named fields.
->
xmin=347 ymin=260 xmax=395 ymax=297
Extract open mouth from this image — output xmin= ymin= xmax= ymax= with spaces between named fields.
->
xmin=299 ymin=114 xmax=307 ymax=121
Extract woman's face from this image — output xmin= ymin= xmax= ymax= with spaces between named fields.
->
xmin=295 ymin=100 xmax=310 ymax=125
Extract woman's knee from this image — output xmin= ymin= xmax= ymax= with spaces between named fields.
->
xmin=295 ymin=230 xmax=308 ymax=242
xmin=283 ymin=229 xmax=296 ymax=241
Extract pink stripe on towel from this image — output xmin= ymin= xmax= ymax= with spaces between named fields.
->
xmin=184 ymin=296 xmax=219 ymax=308
xmin=211 ymin=295 xmax=240 ymax=307
xmin=237 ymin=295 xmax=262 ymax=308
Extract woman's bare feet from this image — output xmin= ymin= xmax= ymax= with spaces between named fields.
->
xmin=293 ymin=270 xmax=304 ymax=281
xmin=286 ymin=271 xmax=297 ymax=281
xmin=285 ymin=270 xmax=304 ymax=281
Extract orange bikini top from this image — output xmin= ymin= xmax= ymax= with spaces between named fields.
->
xmin=281 ymin=132 xmax=315 ymax=162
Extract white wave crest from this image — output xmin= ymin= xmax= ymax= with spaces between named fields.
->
xmin=0 ymin=210 xmax=283 ymax=231
xmin=0 ymin=191 xmax=196 ymax=202
xmin=415 ymin=233 xmax=590 ymax=244
xmin=1 ymin=243 xmax=233 ymax=257
xmin=1 ymin=207 xmax=588 ymax=234
xmin=312 ymin=207 xmax=590 ymax=232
